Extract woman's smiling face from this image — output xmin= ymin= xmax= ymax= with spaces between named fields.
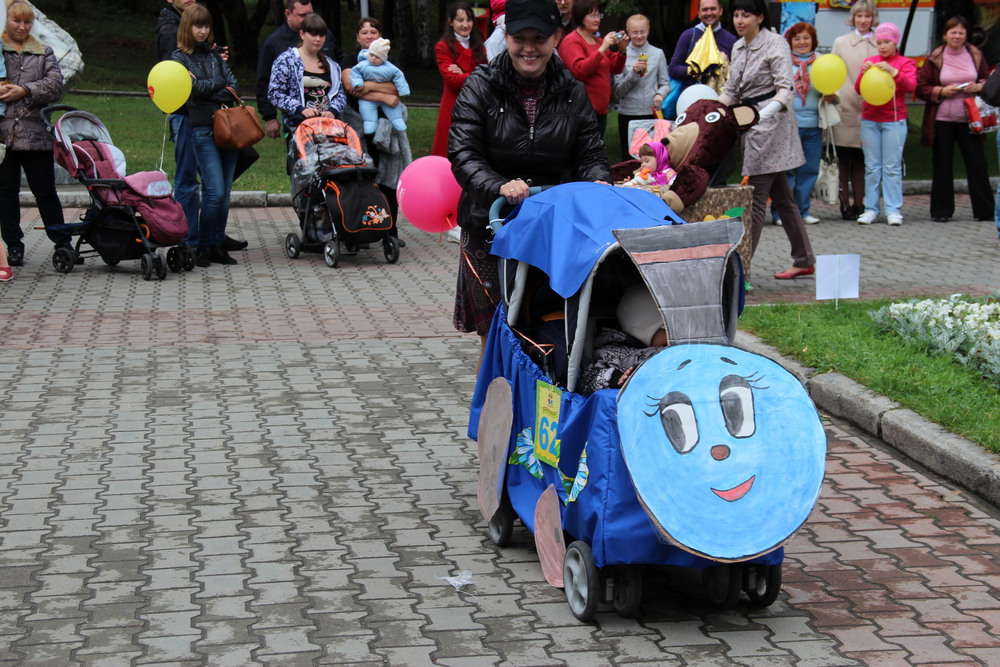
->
xmin=505 ymin=28 xmax=558 ymax=79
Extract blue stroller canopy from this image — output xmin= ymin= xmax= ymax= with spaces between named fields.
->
xmin=491 ymin=183 xmax=685 ymax=299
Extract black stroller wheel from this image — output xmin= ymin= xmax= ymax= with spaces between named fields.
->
xmin=744 ymin=563 xmax=782 ymax=607
xmin=286 ymin=233 xmax=301 ymax=259
xmin=563 ymin=541 xmax=600 ymax=622
xmin=611 ymin=566 xmax=643 ymax=618
xmin=323 ymin=240 xmax=340 ymax=268
xmin=153 ymin=253 xmax=168 ymax=281
xmin=384 ymin=236 xmax=400 ymax=264
xmin=103 ymin=257 xmax=121 ymax=267
xmin=488 ymin=492 xmax=516 ymax=547
xmin=166 ymin=247 xmax=183 ymax=273
xmin=140 ymin=253 xmax=154 ymax=281
xmin=703 ymin=563 xmax=742 ymax=609
xmin=182 ymin=246 xmax=196 ymax=271
xmin=52 ymin=247 xmax=76 ymax=274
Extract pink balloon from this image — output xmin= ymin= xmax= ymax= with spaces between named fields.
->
xmin=397 ymin=156 xmax=463 ymax=233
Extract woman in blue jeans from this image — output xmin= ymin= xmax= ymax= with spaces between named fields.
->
xmin=784 ymin=22 xmax=824 ymax=225
xmin=171 ymin=4 xmax=240 ymax=267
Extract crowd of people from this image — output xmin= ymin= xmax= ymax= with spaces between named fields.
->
xmin=0 ymin=0 xmax=995 ymax=290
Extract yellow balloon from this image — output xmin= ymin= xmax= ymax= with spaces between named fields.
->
xmin=147 ymin=61 xmax=192 ymax=114
xmin=860 ymin=67 xmax=896 ymax=106
xmin=811 ymin=54 xmax=847 ymax=95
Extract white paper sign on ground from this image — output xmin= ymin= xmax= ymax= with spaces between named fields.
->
xmin=816 ymin=254 xmax=860 ymax=302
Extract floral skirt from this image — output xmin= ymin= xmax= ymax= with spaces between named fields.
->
xmin=453 ymin=229 xmax=500 ymax=336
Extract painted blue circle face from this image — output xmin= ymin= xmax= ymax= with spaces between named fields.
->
xmin=617 ymin=344 xmax=826 ymax=561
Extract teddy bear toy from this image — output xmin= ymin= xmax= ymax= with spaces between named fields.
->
xmin=657 ymin=99 xmax=759 ymax=213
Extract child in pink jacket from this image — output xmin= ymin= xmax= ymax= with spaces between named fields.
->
xmin=853 ymin=22 xmax=917 ymax=226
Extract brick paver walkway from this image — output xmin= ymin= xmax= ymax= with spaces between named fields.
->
xmin=0 ymin=195 xmax=998 ymax=665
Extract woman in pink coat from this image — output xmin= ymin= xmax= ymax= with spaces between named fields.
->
xmin=432 ymin=2 xmax=487 ymax=157
xmin=854 ymin=22 xmax=917 ymax=226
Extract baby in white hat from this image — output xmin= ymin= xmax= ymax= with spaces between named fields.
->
xmin=580 ymin=284 xmax=668 ymax=395
xmin=349 ymin=38 xmax=411 ymax=134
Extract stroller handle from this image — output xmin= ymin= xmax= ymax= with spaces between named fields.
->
xmin=488 ymin=185 xmax=544 ymax=233
xmin=41 ymin=104 xmax=78 ymax=130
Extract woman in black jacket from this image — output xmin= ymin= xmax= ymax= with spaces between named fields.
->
xmin=172 ymin=4 xmax=241 ymax=267
xmin=448 ymin=0 xmax=610 ymax=361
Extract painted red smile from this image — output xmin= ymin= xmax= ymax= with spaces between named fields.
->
xmin=711 ymin=475 xmax=755 ymax=502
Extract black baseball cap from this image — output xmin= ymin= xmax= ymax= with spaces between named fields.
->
xmin=505 ymin=0 xmax=562 ymax=37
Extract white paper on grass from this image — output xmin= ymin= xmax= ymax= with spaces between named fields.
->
xmin=816 ymin=254 xmax=860 ymax=301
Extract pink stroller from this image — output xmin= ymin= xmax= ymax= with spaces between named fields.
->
xmin=44 ymin=105 xmax=192 ymax=280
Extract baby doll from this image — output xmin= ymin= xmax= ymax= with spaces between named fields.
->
xmin=627 ymin=142 xmax=676 ymax=187
xmin=580 ymin=284 xmax=668 ymax=395
xmin=349 ymin=38 xmax=411 ymax=134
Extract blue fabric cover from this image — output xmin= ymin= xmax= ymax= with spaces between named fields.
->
xmin=490 ymin=182 xmax=686 ymax=299
xmin=470 ymin=305 xmax=783 ymax=569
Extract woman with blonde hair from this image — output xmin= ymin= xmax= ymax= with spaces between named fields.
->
xmin=831 ymin=0 xmax=879 ymax=220
xmin=171 ymin=4 xmax=242 ymax=267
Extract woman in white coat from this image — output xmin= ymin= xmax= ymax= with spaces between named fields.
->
xmin=831 ymin=0 xmax=879 ymax=220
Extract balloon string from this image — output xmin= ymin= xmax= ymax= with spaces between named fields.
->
xmin=158 ymin=113 xmax=168 ymax=174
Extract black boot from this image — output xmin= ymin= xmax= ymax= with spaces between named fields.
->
xmin=195 ymin=246 xmax=211 ymax=267
xmin=210 ymin=246 xmax=238 ymax=265
xmin=221 ymin=235 xmax=249 ymax=251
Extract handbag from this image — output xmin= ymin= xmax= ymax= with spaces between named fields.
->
xmin=817 ymin=100 xmax=841 ymax=130
xmin=964 ymin=97 xmax=999 ymax=134
xmin=213 ymin=86 xmax=264 ymax=150
xmin=813 ymin=130 xmax=839 ymax=206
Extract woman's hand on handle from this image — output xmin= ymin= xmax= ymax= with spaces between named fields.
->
xmin=502 ymin=179 xmax=530 ymax=205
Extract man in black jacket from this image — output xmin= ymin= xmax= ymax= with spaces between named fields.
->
xmin=155 ymin=0 xmax=248 ymax=251
xmin=154 ymin=0 xmax=194 ymax=62
xmin=256 ymin=0 xmax=343 ymax=139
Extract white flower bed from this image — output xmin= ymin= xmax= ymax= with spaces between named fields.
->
xmin=870 ymin=294 xmax=1000 ymax=387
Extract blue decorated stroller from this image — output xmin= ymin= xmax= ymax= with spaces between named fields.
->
xmin=470 ymin=183 xmax=827 ymax=621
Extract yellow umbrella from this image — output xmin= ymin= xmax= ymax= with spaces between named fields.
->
xmin=686 ymin=27 xmax=729 ymax=93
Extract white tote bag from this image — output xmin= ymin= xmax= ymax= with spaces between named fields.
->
xmin=813 ymin=128 xmax=839 ymax=206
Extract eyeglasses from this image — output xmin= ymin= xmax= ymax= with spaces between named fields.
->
xmin=628 ymin=30 xmax=648 ymax=36
xmin=588 ymin=12 xmax=603 ymax=19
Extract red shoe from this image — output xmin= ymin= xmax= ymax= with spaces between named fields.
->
xmin=774 ymin=265 xmax=815 ymax=280
xmin=0 ymin=266 xmax=11 ymax=282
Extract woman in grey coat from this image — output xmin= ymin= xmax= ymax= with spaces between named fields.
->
xmin=718 ymin=0 xmax=815 ymax=281
xmin=0 ymin=0 xmax=66 ymax=268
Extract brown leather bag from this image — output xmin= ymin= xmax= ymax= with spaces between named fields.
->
xmin=213 ymin=87 xmax=264 ymax=150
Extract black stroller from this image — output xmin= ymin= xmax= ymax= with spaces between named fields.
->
xmin=284 ymin=117 xmax=399 ymax=268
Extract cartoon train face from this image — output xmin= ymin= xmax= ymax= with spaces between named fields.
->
xmin=617 ymin=343 xmax=827 ymax=562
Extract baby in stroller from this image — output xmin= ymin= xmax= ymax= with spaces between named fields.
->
xmin=580 ymin=284 xmax=668 ymax=395
xmin=348 ymin=38 xmax=410 ymax=134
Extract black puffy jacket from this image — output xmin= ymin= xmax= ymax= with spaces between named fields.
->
xmin=154 ymin=7 xmax=181 ymax=62
xmin=171 ymin=42 xmax=240 ymax=127
xmin=448 ymin=51 xmax=611 ymax=236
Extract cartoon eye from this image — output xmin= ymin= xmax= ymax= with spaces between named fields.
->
xmin=705 ymin=111 xmax=722 ymax=123
xmin=675 ymin=112 xmax=687 ymax=125
xmin=656 ymin=392 xmax=699 ymax=454
xmin=720 ymin=375 xmax=756 ymax=438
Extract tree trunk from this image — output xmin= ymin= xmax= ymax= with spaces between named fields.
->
xmin=414 ymin=0 xmax=432 ymax=66
xmin=214 ymin=0 xmax=261 ymax=70
xmin=392 ymin=0 xmax=416 ymax=62
xmin=382 ymin=0 xmax=396 ymax=43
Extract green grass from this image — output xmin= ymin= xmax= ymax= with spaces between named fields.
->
xmin=63 ymin=94 xmax=624 ymax=193
xmin=738 ymin=299 xmax=1000 ymax=454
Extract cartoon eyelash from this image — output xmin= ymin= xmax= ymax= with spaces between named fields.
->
xmin=742 ymin=372 xmax=769 ymax=390
xmin=644 ymin=397 xmax=661 ymax=417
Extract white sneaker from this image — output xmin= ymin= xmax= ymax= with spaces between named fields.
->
xmin=803 ymin=215 xmax=820 ymax=225
xmin=447 ymin=227 xmax=461 ymax=243
xmin=857 ymin=211 xmax=877 ymax=225
xmin=887 ymin=213 xmax=903 ymax=226
xmin=773 ymin=218 xmax=782 ymax=226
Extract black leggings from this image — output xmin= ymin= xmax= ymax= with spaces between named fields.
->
xmin=0 ymin=149 xmax=68 ymax=251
